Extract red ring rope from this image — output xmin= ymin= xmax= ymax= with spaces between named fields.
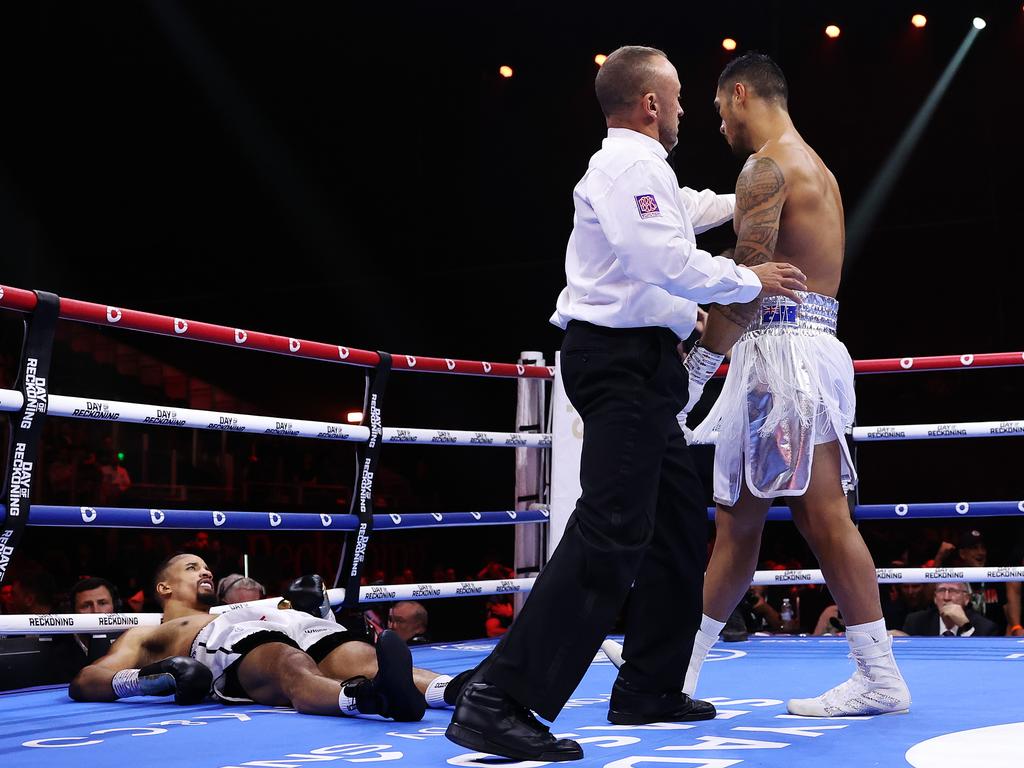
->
xmin=4 ymin=284 xmax=1023 ymax=380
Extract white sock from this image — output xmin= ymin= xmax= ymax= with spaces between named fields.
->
xmin=845 ymin=618 xmax=889 ymax=652
xmin=600 ymin=639 xmax=625 ymax=668
xmin=683 ymin=614 xmax=725 ymax=696
xmin=699 ymin=614 xmax=727 ymax=638
xmin=425 ymin=674 xmax=453 ymax=708
xmin=845 ymin=618 xmax=903 ymax=682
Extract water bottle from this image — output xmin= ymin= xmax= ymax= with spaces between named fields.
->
xmin=781 ymin=598 xmax=794 ymax=627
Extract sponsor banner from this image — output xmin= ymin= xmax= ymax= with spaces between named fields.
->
xmin=853 ymin=420 xmax=1024 ymax=442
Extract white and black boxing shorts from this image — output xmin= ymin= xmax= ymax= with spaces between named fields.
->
xmin=190 ymin=605 xmax=363 ymax=702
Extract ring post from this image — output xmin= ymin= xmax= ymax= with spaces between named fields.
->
xmin=514 ymin=351 xmax=548 ymax=615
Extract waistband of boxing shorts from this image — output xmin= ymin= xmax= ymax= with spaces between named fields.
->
xmin=740 ymin=290 xmax=838 ymax=341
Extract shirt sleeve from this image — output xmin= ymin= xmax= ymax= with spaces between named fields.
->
xmin=679 ymin=187 xmax=735 ymax=234
xmin=589 ymin=160 xmax=761 ymax=305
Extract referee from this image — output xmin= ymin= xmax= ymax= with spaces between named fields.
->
xmin=447 ymin=45 xmax=805 ymax=762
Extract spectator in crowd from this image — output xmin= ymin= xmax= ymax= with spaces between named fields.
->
xmin=389 ymin=601 xmax=431 ymax=645
xmin=936 ymin=529 xmax=1007 ymax=634
xmin=431 ymin=566 xmax=459 ymax=584
xmin=217 ymin=574 xmax=267 ymax=604
xmin=10 ymin=571 xmax=57 ymax=614
xmin=881 ymin=567 xmax=933 ymax=631
xmin=71 ymin=577 xmax=119 ymax=614
xmin=46 ymin=446 xmax=75 ymax=504
xmin=362 ymin=604 xmax=388 ymax=637
xmin=69 ymin=576 xmax=121 ymax=661
xmin=903 ymin=582 xmax=999 ymax=636
xmin=477 ymin=560 xmax=514 ymax=581
xmin=735 ymin=585 xmax=788 ymax=633
xmin=392 ymin=568 xmax=416 ymax=585
xmin=99 ymin=451 xmax=132 ymax=503
xmin=124 ymin=589 xmax=146 ymax=612
xmin=349 ymin=574 xmax=390 ymax=638
xmin=791 ymin=583 xmax=832 ymax=635
xmin=812 ymin=604 xmax=842 ymax=635
xmin=484 ymin=596 xmax=513 ymax=638
xmin=0 ymin=584 xmax=14 ymax=614
xmin=75 ymin=449 xmax=103 ymax=502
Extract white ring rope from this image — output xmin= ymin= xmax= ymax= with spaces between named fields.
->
xmin=2 ymin=388 xmax=1019 ymax=448
xmin=4 ymin=566 xmax=1022 ymax=635
xmin=852 ymin=420 xmax=1024 ymax=441
xmin=689 ymin=419 xmax=1024 ymax=445
xmin=751 ymin=565 xmax=1024 ymax=586
xmin=0 ymin=389 xmax=551 ymax=449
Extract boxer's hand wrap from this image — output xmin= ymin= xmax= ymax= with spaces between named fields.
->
xmin=677 ymin=343 xmax=724 ymax=428
xmin=282 ymin=574 xmax=335 ymax=621
xmin=113 ymin=657 xmax=212 ymax=704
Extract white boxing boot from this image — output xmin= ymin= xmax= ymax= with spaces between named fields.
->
xmin=787 ymin=626 xmax=910 ymax=717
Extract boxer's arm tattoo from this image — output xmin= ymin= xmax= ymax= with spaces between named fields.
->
xmin=709 ymin=157 xmax=786 ymax=329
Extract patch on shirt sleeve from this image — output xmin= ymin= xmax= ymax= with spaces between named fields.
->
xmin=634 ymin=194 xmax=661 ymax=219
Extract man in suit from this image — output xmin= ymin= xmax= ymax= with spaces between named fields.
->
xmin=903 ymin=582 xmax=999 ymax=637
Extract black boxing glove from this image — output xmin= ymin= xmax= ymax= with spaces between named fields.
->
xmin=111 ymin=656 xmax=213 ymax=705
xmin=282 ymin=574 xmax=334 ymax=621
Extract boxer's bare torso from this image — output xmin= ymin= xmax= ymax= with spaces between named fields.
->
xmin=745 ymin=131 xmax=845 ymax=297
xmin=703 ymin=128 xmax=844 ymax=344
xmin=117 ymin=614 xmax=217 ymax=665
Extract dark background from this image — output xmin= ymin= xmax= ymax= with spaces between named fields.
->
xmin=2 ymin=1 xmax=1023 ymax=617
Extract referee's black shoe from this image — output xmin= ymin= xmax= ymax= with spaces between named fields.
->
xmin=446 ymin=682 xmax=583 ymax=762
xmin=607 ymin=675 xmax=717 ymax=725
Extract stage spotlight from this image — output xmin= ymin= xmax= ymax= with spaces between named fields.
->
xmin=722 ymin=38 xmax=737 ymax=51
xmin=594 ymin=54 xmax=607 ymax=66
xmin=825 ymin=25 xmax=841 ymax=39
xmin=499 ymin=65 xmax=514 ymax=78
xmin=911 ymin=14 xmax=927 ymax=28
xmin=346 ymin=411 xmax=363 ymax=424
xmin=973 ymin=17 xmax=986 ymax=29
xmin=846 ymin=16 xmax=986 ymax=267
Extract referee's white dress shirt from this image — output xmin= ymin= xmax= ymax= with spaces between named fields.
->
xmin=551 ymin=127 xmax=762 ymax=340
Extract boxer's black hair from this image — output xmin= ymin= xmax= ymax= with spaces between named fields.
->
xmin=152 ymin=551 xmax=192 ymax=603
xmin=719 ymin=52 xmax=788 ymax=107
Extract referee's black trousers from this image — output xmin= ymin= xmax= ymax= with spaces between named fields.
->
xmin=481 ymin=320 xmax=709 ymax=721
